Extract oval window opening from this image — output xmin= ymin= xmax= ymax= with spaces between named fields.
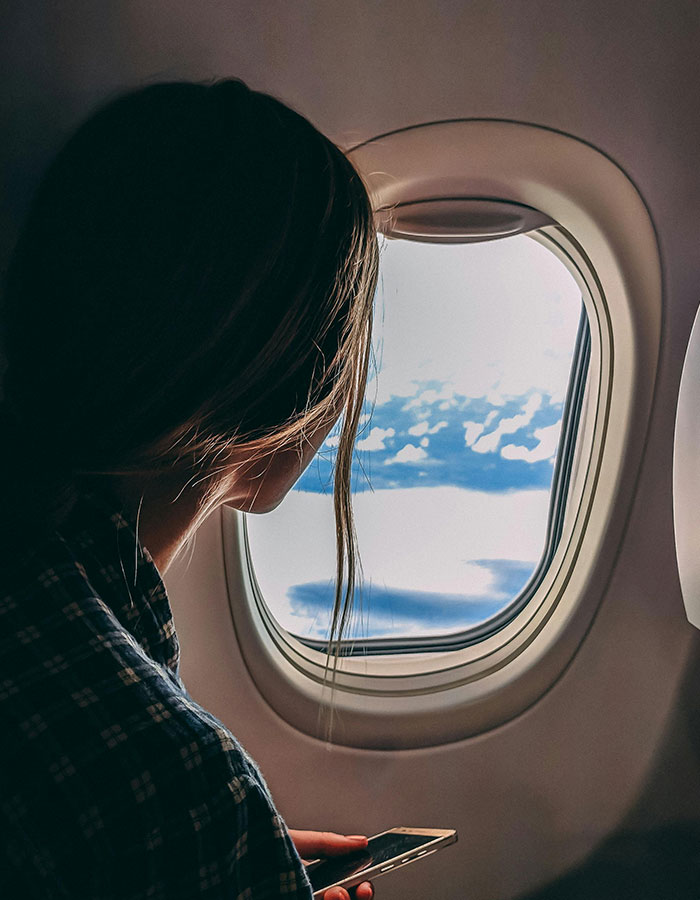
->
xmin=246 ymin=231 xmax=588 ymax=654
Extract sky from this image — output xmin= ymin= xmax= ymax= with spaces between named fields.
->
xmin=246 ymin=234 xmax=583 ymax=643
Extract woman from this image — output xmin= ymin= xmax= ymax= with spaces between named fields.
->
xmin=0 ymin=80 xmax=378 ymax=899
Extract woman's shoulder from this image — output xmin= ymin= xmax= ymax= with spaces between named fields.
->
xmin=1 ymin=661 xmax=304 ymax=898
xmin=0 ymin=518 xmax=258 ymax=786
xmin=0 ymin=490 xmax=314 ymax=897
xmin=0 ymin=530 xmax=305 ymax=896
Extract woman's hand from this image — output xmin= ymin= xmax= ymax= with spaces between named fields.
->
xmin=289 ymin=830 xmax=375 ymax=900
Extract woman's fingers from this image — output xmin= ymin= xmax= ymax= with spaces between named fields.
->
xmin=289 ymin=829 xmax=368 ymax=859
xmin=322 ymin=889 xmax=350 ymax=900
xmin=321 ymin=879 xmax=374 ymax=900
xmin=290 ymin=831 xmax=373 ymax=899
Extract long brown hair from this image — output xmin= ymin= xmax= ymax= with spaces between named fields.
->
xmin=1 ymin=80 xmax=378 ymax=663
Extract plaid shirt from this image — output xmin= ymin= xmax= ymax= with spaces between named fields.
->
xmin=0 ymin=488 xmax=312 ymax=899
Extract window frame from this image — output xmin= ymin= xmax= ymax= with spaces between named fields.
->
xmin=221 ymin=120 xmax=661 ymax=749
xmin=275 ymin=232 xmax=592 ymax=658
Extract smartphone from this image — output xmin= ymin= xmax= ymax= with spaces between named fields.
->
xmin=307 ymin=826 xmax=458 ymax=897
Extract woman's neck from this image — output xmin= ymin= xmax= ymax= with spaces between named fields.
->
xmin=106 ymin=473 xmax=210 ymax=574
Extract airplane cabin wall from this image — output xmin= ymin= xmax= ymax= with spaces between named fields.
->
xmin=2 ymin=2 xmax=700 ymax=897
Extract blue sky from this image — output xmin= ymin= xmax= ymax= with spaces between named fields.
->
xmin=247 ymin=235 xmax=583 ymax=642
xmin=297 ymin=384 xmax=565 ymax=495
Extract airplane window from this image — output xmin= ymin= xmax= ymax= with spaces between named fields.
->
xmin=223 ymin=120 xmax=659 ymax=745
xmin=245 ymin=232 xmax=587 ymax=653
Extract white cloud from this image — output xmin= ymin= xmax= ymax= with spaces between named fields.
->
xmin=408 ymin=419 xmax=447 ymax=437
xmin=420 ymin=437 xmax=429 ymax=448
xmin=463 ymin=421 xmax=485 ymax=447
xmin=472 ymin=393 xmax=543 ymax=455
xmin=385 ymin=443 xmax=429 ymax=464
xmin=403 ymin=385 xmax=455 ymax=410
xmin=324 ymin=434 xmax=341 ymax=448
xmin=472 ymin=430 xmax=501 ymax=454
xmin=501 ymin=421 xmax=561 ymax=463
xmin=356 ymin=426 xmax=395 ymax=452
xmin=486 ymin=390 xmax=505 ymax=407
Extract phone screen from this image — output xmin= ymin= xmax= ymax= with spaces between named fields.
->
xmin=308 ymin=832 xmax=436 ymax=893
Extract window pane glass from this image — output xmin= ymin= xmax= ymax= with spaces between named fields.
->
xmin=246 ymin=234 xmax=584 ymax=644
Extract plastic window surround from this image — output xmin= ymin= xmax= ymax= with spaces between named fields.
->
xmin=222 ymin=120 xmax=661 ymax=749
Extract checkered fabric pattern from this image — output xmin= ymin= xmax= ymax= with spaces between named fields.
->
xmin=0 ymin=489 xmax=313 ymax=899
